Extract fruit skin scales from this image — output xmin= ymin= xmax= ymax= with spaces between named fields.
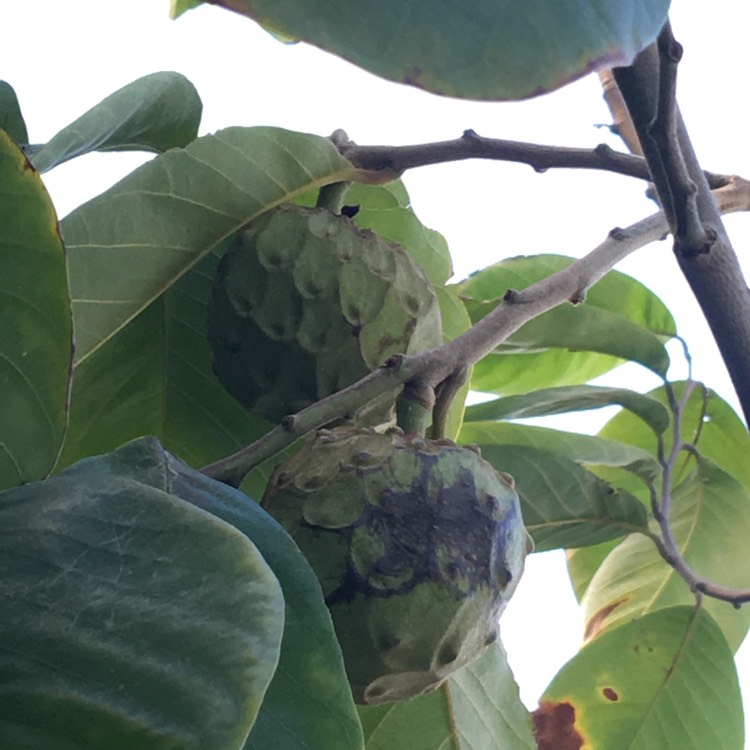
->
xmin=208 ymin=205 xmax=442 ymax=422
xmin=261 ymin=426 xmax=530 ymax=705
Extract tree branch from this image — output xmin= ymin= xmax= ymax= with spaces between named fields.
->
xmin=650 ymin=381 xmax=750 ymax=607
xmin=201 ymin=178 xmax=750 ymax=487
xmin=334 ymin=128 xmax=729 ymax=189
xmin=613 ymin=25 xmax=750 ymax=427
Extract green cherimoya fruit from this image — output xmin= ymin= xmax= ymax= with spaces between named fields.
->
xmin=261 ymin=426 xmax=530 ymax=705
xmin=208 ymin=204 xmax=442 ymax=422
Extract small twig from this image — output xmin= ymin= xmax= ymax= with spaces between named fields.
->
xmin=337 ymin=129 xmax=729 ymax=189
xmin=651 ymin=381 xmax=750 ymax=607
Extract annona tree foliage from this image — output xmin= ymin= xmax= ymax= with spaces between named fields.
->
xmin=2 ymin=2 xmax=750 ymax=749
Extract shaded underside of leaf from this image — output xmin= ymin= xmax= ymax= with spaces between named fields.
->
xmin=538 ymin=607 xmax=743 ymax=750
xmin=168 ymin=455 xmax=364 ymax=750
xmin=0 ymin=131 xmax=72 ymax=491
xmin=459 ymin=421 xmax=660 ymax=488
xmin=0 ymin=437 xmax=284 ymax=750
xmin=471 ymin=443 xmax=647 ymax=551
xmin=209 ymin=0 xmax=670 ymax=100
xmin=31 ymin=71 xmax=203 ymax=173
xmin=464 ymin=385 xmax=670 ymax=436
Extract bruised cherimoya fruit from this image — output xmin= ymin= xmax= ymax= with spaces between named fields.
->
xmin=207 ymin=204 xmax=442 ymax=422
xmin=261 ymin=426 xmax=530 ymax=705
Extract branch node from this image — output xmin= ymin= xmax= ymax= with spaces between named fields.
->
xmin=569 ymin=289 xmax=586 ymax=305
xmin=462 ymin=128 xmax=480 ymax=140
xmin=676 ymin=226 xmax=717 ymax=258
xmin=383 ymin=353 xmax=404 ymax=371
xmin=503 ymin=288 xmax=523 ymax=303
xmin=608 ymin=226 xmax=628 ymax=241
xmin=594 ymin=142 xmax=614 ymax=157
xmin=280 ymin=415 xmax=296 ymax=431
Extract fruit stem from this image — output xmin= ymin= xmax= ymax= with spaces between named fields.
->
xmin=316 ymin=181 xmax=351 ymax=213
xmin=396 ymin=379 xmax=434 ymax=436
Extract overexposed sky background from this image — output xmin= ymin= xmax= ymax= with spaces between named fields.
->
xmin=5 ymin=0 xmax=750 ymax=741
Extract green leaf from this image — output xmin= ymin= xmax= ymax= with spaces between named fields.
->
xmin=162 ymin=450 xmax=365 ymax=750
xmin=31 ymin=72 xmax=202 ymax=173
xmin=170 ymin=0 xmax=202 ymax=18
xmin=208 ymin=0 xmax=669 ymax=100
xmin=459 ymin=421 xmax=660 ymax=488
xmin=469 ymin=444 xmax=647 ymax=551
xmin=61 ymin=126 xmax=358 ymax=363
xmin=56 ymin=249 xmax=273 ymax=471
xmin=472 ymin=347 xmax=622 ymax=395
xmin=0 ymin=81 xmax=28 ymax=143
xmin=537 ymin=606 xmax=743 ymax=750
xmin=0 ymin=438 xmax=284 ymax=750
xmin=599 ymin=381 xmax=750 ymax=495
xmin=346 ymin=182 xmax=453 ymax=285
xmin=0 ymin=131 xmax=72 ymax=491
xmin=470 ymin=304 xmax=669 ymax=394
xmin=566 ymin=540 xmax=622 ymax=602
xmin=359 ymin=642 xmax=535 ymax=750
xmin=457 ymin=254 xmax=675 ymax=393
xmin=459 ymin=254 xmax=676 ymax=333
xmin=464 ymin=385 xmax=670 ymax=436
xmin=582 ymin=461 xmax=750 ymax=650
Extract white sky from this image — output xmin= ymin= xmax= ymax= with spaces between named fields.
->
xmin=5 ymin=0 xmax=750 ymax=742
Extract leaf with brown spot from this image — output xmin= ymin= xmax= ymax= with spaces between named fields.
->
xmin=584 ymin=597 xmax=629 ymax=641
xmin=541 ymin=607 xmax=742 ymax=750
xmin=532 ymin=701 xmax=585 ymax=750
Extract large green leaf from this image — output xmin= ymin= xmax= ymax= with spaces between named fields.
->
xmin=56 ymin=248 xmax=273 ymax=471
xmin=61 ymin=126 xmax=359 ymax=362
xmin=537 ymin=607 xmax=743 ymax=750
xmin=457 ymin=254 xmax=675 ymax=393
xmin=199 ymin=0 xmax=669 ymax=100
xmin=470 ymin=444 xmax=647 ymax=551
xmin=0 ymin=131 xmax=72 ymax=491
xmin=464 ymin=385 xmax=670 ymax=436
xmin=473 ymin=347 xmax=622 ymax=395
xmin=0 ymin=438 xmax=284 ymax=750
xmin=358 ymin=643 xmax=535 ymax=750
xmin=0 ymin=81 xmax=27 ymax=143
xmin=163 ymin=449 xmax=364 ymax=750
xmin=582 ymin=462 xmax=750 ymax=651
xmin=459 ymin=422 xmax=660 ymax=488
xmin=31 ymin=72 xmax=202 ymax=173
